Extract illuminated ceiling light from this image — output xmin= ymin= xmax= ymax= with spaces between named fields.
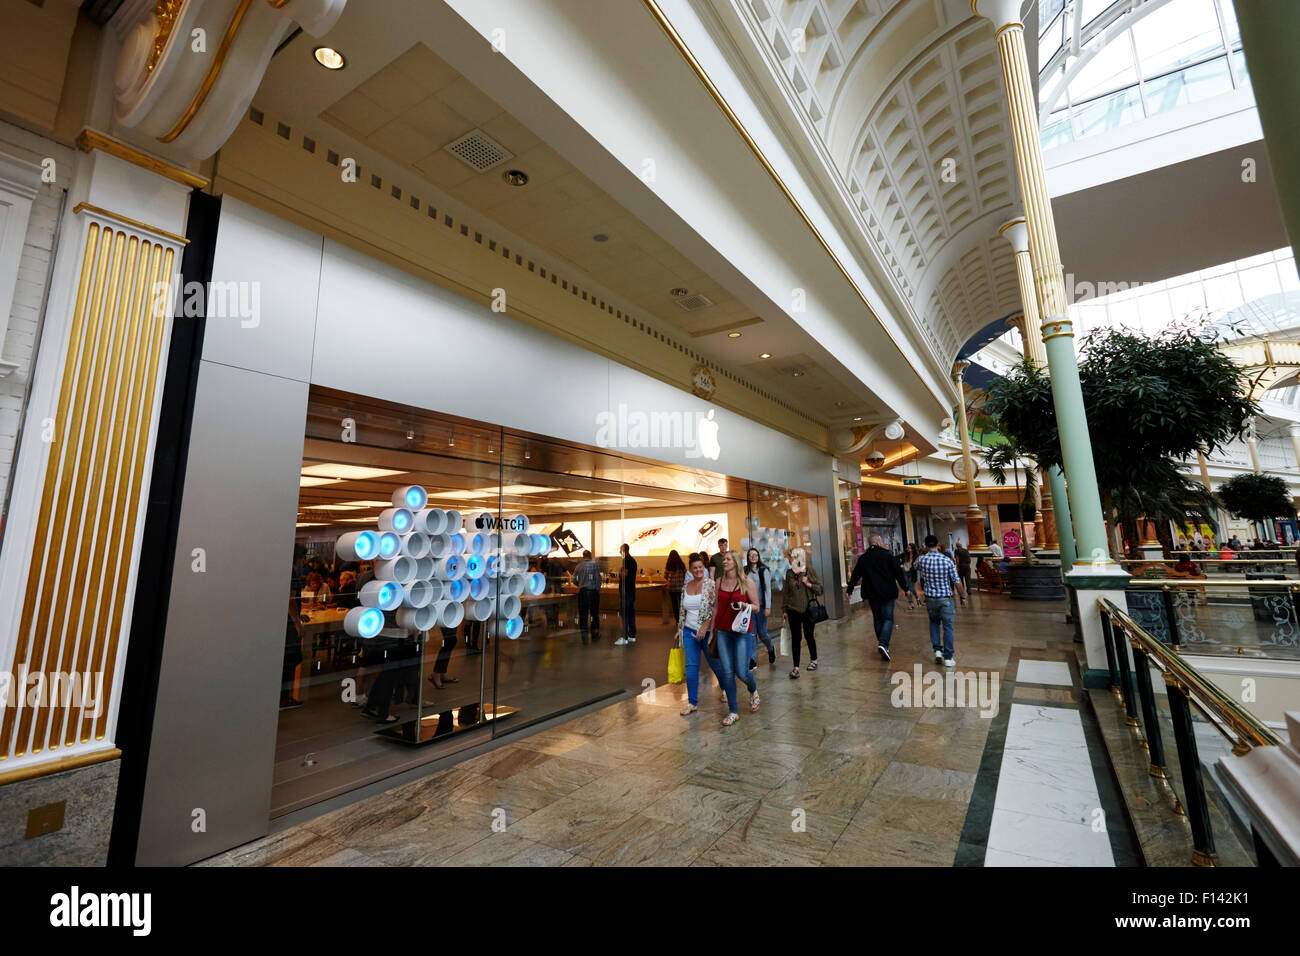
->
xmin=727 ymin=331 xmax=741 ymax=339
xmin=313 ymin=46 xmax=345 ymax=70
xmin=759 ymin=352 xmax=771 ymax=359
xmin=854 ymin=416 xmax=863 ymax=422
xmin=502 ymin=169 xmax=529 ymax=186
xmin=300 ymin=464 xmax=406 ymax=481
xmin=406 ymin=429 xmax=414 ymax=440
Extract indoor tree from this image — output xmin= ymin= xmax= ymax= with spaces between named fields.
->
xmin=982 ymin=438 xmax=1038 ymax=564
xmin=982 ymin=323 xmax=1258 ymax=558
xmin=1217 ymin=472 xmax=1294 ymax=543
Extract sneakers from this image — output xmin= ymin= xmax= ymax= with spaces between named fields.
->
xmin=749 ymin=659 xmax=757 ymax=671
xmin=944 ymin=656 xmax=956 ymax=668
xmin=877 ymin=643 xmax=890 ymax=661
xmin=628 ymin=636 xmax=637 ymax=643
xmin=614 ymin=638 xmax=629 ymax=646
xmin=934 ymin=650 xmax=944 ymax=663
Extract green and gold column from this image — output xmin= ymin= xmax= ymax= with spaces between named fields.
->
xmin=952 ymin=361 xmax=988 ymax=552
xmin=975 ymin=0 xmax=1127 ymax=676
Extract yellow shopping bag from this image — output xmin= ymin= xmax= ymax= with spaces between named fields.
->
xmin=667 ymin=646 xmax=685 ymax=684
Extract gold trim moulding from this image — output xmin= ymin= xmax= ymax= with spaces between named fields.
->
xmin=159 ymin=0 xmax=255 ymax=144
xmin=72 ymin=203 xmax=190 ymax=247
xmin=76 ymin=129 xmax=208 ymax=190
xmin=0 ymin=747 xmax=121 ymax=786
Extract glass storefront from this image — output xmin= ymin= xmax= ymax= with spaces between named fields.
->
xmin=274 ymin=386 xmax=828 ymax=816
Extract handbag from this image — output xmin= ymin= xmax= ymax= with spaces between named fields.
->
xmin=806 ymin=596 xmax=829 ymax=625
xmin=667 ymin=645 xmax=685 ymax=684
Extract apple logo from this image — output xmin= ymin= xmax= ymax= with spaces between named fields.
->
xmin=698 ymin=409 xmax=721 ymax=460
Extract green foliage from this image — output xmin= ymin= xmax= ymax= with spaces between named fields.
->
xmin=981 ymin=439 xmax=1038 ymax=562
xmin=1217 ymin=472 xmax=1294 ymax=522
xmin=982 ymin=325 xmax=1259 ymax=528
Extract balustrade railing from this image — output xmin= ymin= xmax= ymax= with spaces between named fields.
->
xmin=1123 ymin=580 xmax=1300 ymax=658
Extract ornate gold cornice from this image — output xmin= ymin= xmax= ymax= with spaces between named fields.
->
xmin=148 ymin=0 xmax=185 ymax=75
xmin=158 ymin=0 xmax=256 ymax=144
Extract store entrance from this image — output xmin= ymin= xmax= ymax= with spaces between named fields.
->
xmin=274 ymin=387 xmax=826 ymax=817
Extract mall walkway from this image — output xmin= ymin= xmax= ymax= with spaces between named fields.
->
xmin=200 ymin=592 xmax=1137 ymax=866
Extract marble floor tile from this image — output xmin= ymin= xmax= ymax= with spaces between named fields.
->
xmin=847 ymin=787 xmax=971 ymax=839
xmin=873 ymin=761 xmax=978 ymax=804
xmin=1016 ymin=659 xmax=1074 ymax=686
xmin=638 ymin=783 xmax=760 ymax=833
xmin=696 ymin=801 xmax=846 ymax=866
xmin=824 ymin=822 xmax=958 ymax=866
xmin=505 ymin=794 xmax=639 ymax=854
xmin=566 ymin=769 xmax=682 ymax=814
xmin=986 ymin=808 xmax=1115 ymax=867
xmin=440 ymin=832 xmax=574 ymax=866
xmin=573 ymin=814 xmax=723 ymax=866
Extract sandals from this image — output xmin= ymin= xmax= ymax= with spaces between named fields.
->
xmin=750 ymin=691 xmax=760 ymax=713
xmin=680 ymin=703 xmax=698 ymax=716
xmin=788 ymin=668 xmax=799 ymax=679
xmin=807 ymin=660 xmax=818 ymax=671
xmin=721 ymin=713 xmax=739 ymax=727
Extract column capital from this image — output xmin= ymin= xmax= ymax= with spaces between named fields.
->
xmin=999 ymin=216 xmax=1029 ymax=254
xmin=952 ymin=359 xmax=971 ymax=382
xmin=972 ymin=0 xmax=1026 ymax=32
xmin=1288 ymin=422 xmax=1300 ymax=436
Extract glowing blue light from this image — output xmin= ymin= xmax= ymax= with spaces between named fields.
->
xmin=465 ymin=554 xmax=485 ymax=579
xmin=505 ymin=616 xmax=523 ymax=640
xmin=358 ymin=608 xmax=384 ymax=638
xmin=525 ymin=572 xmax=546 ymax=596
xmin=405 ymin=486 xmax=427 ymax=508
xmin=469 ymin=577 xmax=490 ymax=600
xmin=395 ymin=512 xmax=412 ymax=531
xmin=379 ymin=582 xmax=399 ymax=608
xmin=378 ymin=533 xmax=401 ymax=559
xmin=446 ymin=579 xmax=467 ymax=601
xmin=355 ymin=531 xmax=379 ymax=560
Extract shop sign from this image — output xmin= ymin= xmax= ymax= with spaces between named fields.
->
xmin=902 ymin=477 xmax=921 ymax=486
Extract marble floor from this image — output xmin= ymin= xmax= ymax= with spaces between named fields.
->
xmin=200 ymin=591 xmax=1142 ymax=867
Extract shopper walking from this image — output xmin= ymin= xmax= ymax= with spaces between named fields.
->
xmin=665 ymin=549 xmax=686 ymax=622
xmin=710 ymin=537 xmax=729 ymax=579
xmin=846 ymin=534 xmax=912 ymax=661
xmin=915 ymin=534 xmax=967 ymax=667
xmin=615 ymin=543 xmax=638 ymax=645
xmin=676 ymin=554 xmax=724 ymax=716
xmin=783 ymin=547 xmax=823 ymax=678
xmin=745 ymin=547 xmax=777 ymax=667
xmin=572 ymin=550 xmax=602 ymax=643
xmin=900 ymin=544 xmax=920 ymax=607
xmin=954 ymin=540 xmax=972 ymax=597
xmin=713 ymin=550 xmax=759 ymax=725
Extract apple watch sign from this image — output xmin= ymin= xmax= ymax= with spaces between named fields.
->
xmin=594 ymin=404 xmax=722 ymax=461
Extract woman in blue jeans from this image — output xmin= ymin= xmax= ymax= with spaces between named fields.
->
xmin=676 ymin=554 xmax=724 ymax=716
xmin=745 ymin=548 xmax=777 ymax=666
xmin=714 ymin=551 xmax=760 ymax=726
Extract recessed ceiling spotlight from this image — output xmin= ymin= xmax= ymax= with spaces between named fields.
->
xmin=502 ymin=169 xmax=529 ymax=186
xmin=759 ymin=352 xmax=771 ymax=359
xmin=853 ymin=416 xmax=862 ymax=422
xmin=727 ymin=331 xmax=741 ymax=338
xmin=313 ymin=47 xmax=346 ymax=70
xmin=406 ymin=429 xmax=414 ymax=440
xmin=670 ymin=287 xmax=688 ymax=297
xmin=592 ymin=233 xmax=609 ymax=242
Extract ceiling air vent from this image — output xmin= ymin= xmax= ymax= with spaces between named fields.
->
xmin=443 ymin=129 xmax=514 ymax=173
xmin=674 ymin=293 xmax=714 ymax=312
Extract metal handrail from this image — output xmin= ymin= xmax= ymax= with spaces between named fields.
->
xmin=1125 ymin=557 xmax=1297 ymax=563
xmin=1126 ymin=579 xmax=1297 ymax=587
xmin=1100 ymin=599 xmax=1281 ymax=753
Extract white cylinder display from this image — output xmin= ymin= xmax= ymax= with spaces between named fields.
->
xmin=413 ymin=556 xmax=435 ymax=580
xmin=378 ymin=507 xmax=415 ymax=534
xmin=344 ymin=606 xmax=385 ymax=639
xmin=375 ymin=556 xmax=416 ymax=583
xmin=740 ymin=536 xmax=750 ymax=550
xmin=393 ymin=485 xmax=428 ymax=510
xmin=494 ymin=616 xmax=524 ymax=640
xmin=511 ymin=554 xmax=531 ymax=574
xmin=377 ymin=532 xmax=401 ymax=559
xmin=504 ymin=573 xmax=525 ymax=597
xmin=447 ymin=533 xmax=465 ymax=555
xmin=424 ymin=577 xmax=444 ymax=604
xmin=336 ymin=530 xmax=380 ymax=563
xmin=436 ymin=600 xmax=464 ymax=629
xmin=507 ymin=513 xmax=530 ymax=533
xmin=486 ymin=554 xmax=502 ymax=578
xmin=397 ymin=605 xmax=436 ymax=631
xmin=404 ymin=579 xmax=434 ymax=608
xmin=469 ymin=577 xmax=491 ymax=601
xmin=525 ymin=571 xmax=546 ymax=595
xmin=531 ymin=534 xmax=550 ymax=555
xmin=434 ymin=555 xmax=465 ymax=580
xmin=463 ymin=531 xmax=487 ymax=555
xmin=465 ymin=510 xmax=492 ymax=533
xmin=427 ymin=533 xmax=452 ymax=559
xmin=464 ymin=554 xmax=486 ymax=579
xmin=443 ymin=509 xmax=463 ymax=534
xmin=415 ymin=507 xmax=447 ymax=535
xmin=499 ymin=594 xmax=521 ymax=619
xmin=402 ymin=532 xmax=430 ymax=558
xmin=465 ymin=599 xmax=492 ymax=622
xmin=504 ymin=532 xmax=530 ymax=555
xmin=444 ymin=578 xmax=467 ymax=602
xmin=359 ymin=579 xmax=403 ymax=611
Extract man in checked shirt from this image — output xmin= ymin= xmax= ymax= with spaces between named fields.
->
xmin=915 ymin=534 xmax=967 ymax=667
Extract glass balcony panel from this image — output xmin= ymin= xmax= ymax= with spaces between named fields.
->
xmin=1143 ymin=56 xmax=1235 ymax=117
xmin=1071 ymin=85 xmax=1144 ymax=139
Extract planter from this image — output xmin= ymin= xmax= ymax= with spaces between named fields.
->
xmin=1008 ymin=561 xmax=1066 ymax=601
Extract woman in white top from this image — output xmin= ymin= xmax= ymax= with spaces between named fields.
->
xmin=675 ymin=553 xmax=724 ymax=716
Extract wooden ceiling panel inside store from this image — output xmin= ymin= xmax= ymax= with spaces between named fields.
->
xmin=321 ymin=45 xmax=755 ymax=341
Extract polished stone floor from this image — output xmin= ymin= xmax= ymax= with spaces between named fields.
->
xmin=201 ymin=591 xmax=1143 ymax=867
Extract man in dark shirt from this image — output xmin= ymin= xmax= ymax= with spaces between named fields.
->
xmin=847 ymin=534 xmax=913 ymax=661
xmin=954 ymin=540 xmax=972 ymax=596
xmin=710 ymin=537 xmax=729 ymax=579
xmin=616 ymin=543 xmax=638 ymax=645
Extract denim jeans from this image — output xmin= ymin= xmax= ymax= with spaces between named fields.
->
xmin=867 ymin=598 xmax=896 ymax=648
xmin=620 ymin=588 xmax=637 ymax=639
xmin=926 ymin=596 xmax=955 ymax=659
xmin=682 ymin=626 xmax=723 ymax=706
xmin=715 ymin=629 xmax=757 ymax=714
xmin=750 ymin=611 xmax=775 ymax=661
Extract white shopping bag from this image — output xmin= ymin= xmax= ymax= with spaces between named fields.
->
xmin=733 ymin=604 xmax=753 ymax=634
xmin=779 ymin=623 xmax=791 ymax=658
